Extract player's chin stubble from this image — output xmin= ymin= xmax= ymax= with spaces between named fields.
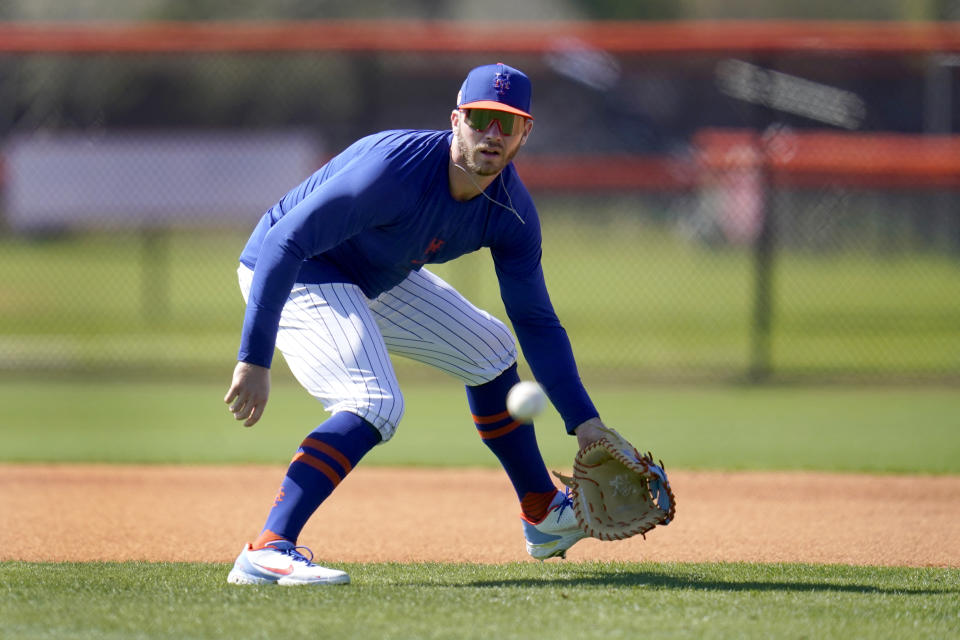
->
xmin=455 ymin=129 xmax=518 ymax=177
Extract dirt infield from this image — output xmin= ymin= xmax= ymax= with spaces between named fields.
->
xmin=2 ymin=464 xmax=958 ymax=567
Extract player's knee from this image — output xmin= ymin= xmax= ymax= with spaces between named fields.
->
xmin=465 ymin=314 xmax=516 ymax=371
xmin=361 ymin=389 xmax=405 ymax=443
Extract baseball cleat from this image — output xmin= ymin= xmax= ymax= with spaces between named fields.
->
xmin=521 ymin=487 xmax=586 ymax=560
xmin=227 ymin=540 xmax=350 ymax=586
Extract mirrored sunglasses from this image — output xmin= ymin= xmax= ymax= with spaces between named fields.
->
xmin=462 ymin=109 xmax=524 ymax=135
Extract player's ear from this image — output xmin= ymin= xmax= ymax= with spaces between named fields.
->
xmin=451 ymin=109 xmax=460 ymax=131
xmin=519 ymin=118 xmax=533 ymax=145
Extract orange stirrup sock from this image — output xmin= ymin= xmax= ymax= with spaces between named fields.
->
xmin=521 ymin=489 xmax=559 ymax=523
xmin=251 ymin=530 xmax=287 ymax=550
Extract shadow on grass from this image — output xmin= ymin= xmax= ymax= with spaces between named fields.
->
xmin=450 ymin=569 xmax=960 ymax=595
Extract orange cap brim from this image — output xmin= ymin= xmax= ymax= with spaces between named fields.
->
xmin=459 ymin=100 xmax=533 ymax=120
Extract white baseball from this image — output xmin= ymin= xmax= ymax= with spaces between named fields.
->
xmin=506 ymin=381 xmax=547 ymax=422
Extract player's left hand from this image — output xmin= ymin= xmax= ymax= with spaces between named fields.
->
xmin=555 ymin=427 xmax=676 ymax=541
xmin=224 ymin=361 xmax=271 ymax=427
xmin=573 ymin=417 xmax=611 ymax=451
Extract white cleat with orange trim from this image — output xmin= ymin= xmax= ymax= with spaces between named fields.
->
xmin=227 ymin=540 xmax=349 ymax=585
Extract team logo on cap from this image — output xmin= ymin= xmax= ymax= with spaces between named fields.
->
xmin=493 ymin=66 xmax=511 ymax=97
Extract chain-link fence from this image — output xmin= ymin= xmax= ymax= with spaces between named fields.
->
xmin=1 ymin=22 xmax=958 ymax=382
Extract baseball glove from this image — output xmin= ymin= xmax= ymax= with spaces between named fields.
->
xmin=554 ymin=427 xmax=676 ymax=541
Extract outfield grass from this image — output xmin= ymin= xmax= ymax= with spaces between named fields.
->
xmin=1 ymin=561 xmax=957 ymax=640
xmin=1 ymin=378 xmax=958 ymax=473
xmin=2 ymin=217 xmax=958 ymax=378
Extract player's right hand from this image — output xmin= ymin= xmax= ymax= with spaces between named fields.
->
xmin=224 ymin=361 xmax=271 ymax=427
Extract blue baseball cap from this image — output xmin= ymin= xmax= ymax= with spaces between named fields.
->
xmin=457 ymin=62 xmax=533 ymax=120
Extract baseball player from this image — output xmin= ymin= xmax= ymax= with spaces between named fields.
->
xmin=224 ymin=62 xmax=611 ymax=586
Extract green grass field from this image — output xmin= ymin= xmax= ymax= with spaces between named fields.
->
xmin=2 ymin=562 xmax=957 ymax=640
xmin=2 ymin=378 xmax=959 ymax=473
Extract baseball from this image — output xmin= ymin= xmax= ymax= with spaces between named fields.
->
xmin=506 ymin=381 xmax=547 ymax=422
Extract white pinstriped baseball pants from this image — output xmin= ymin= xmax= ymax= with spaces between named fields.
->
xmin=238 ymin=264 xmax=517 ymax=442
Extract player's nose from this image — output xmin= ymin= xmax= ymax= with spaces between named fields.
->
xmin=482 ymin=121 xmax=504 ymax=138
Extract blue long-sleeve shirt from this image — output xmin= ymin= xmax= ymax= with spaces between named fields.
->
xmin=238 ymin=129 xmax=597 ymax=432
